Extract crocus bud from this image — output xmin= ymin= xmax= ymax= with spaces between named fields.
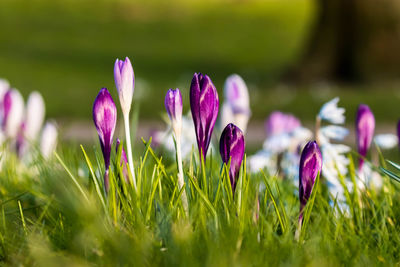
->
xmin=114 ymin=57 xmax=134 ymax=116
xmin=356 ymin=104 xmax=375 ymax=169
xmin=221 ymin=74 xmax=251 ymax=132
xmin=299 ymin=141 xmax=322 ymax=220
xmin=40 ymin=121 xmax=58 ymax=159
xmin=116 ymin=138 xmax=129 ymax=183
xmin=190 ymin=73 xmax=219 ymax=159
xmin=25 ymin=91 xmax=45 ymax=141
xmin=165 ymin=88 xmax=182 ymax=136
xmin=93 ymin=88 xmax=117 ymax=171
xmin=219 ymin=123 xmax=245 ymax=192
xmin=2 ymin=89 xmax=24 ymax=138
xmin=224 ymin=74 xmax=250 ymax=115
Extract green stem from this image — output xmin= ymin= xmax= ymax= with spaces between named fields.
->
xmin=176 ymin=135 xmax=188 ymax=213
xmin=124 ymin=114 xmax=137 ymax=190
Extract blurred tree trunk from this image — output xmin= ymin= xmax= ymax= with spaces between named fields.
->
xmin=288 ymin=0 xmax=400 ymax=83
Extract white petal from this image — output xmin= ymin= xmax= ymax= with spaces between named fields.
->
xmin=220 ymin=102 xmax=235 ymax=130
xmin=224 ymin=74 xmax=250 ymax=114
xmin=374 ymin=134 xmax=398 ymax=150
xmin=40 ymin=121 xmax=58 ymax=158
xmin=320 ymin=125 xmax=349 ymax=141
xmin=263 ymin=133 xmax=291 ymax=153
xmin=25 ymin=91 xmax=45 ymax=141
xmin=318 ymin=97 xmax=345 ymax=124
xmin=5 ymin=89 xmax=24 ymax=138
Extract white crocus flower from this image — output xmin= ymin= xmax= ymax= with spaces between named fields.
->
xmin=40 ymin=121 xmax=58 ymax=159
xmin=220 ymin=74 xmax=251 ymax=133
xmin=374 ymin=134 xmax=398 ymax=150
xmin=25 ymin=91 xmax=45 ymax=141
xmin=318 ymin=97 xmax=345 ymax=124
xmin=3 ymin=89 xmax=24 ymax=139
xmin=220 ymin=103 xmax=235 ymax=130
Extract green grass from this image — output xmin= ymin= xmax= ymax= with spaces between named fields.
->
xmin=0 ymin=0 xmax=314 ymax=120
xmin=1 ymin=136 xmax=400 ymax=266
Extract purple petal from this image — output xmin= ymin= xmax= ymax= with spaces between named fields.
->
xmin=299 ymin=141 xmax=322 ymax=215
xmin=190 ymin=73 xmax=219 ymax=159
xmin=165 ymin=88 xmax=182 ymax=122
xmin=219 ymin=123 xmax=245 ymax=192
xmin=355 ymin=104 xmax=375 ymax=169
xmin=93 ymin=88 xmax=117 ymax=170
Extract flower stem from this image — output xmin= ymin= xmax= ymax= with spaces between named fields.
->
xmin=124 ymin=114 xmax=137 ymax=190
xmin=176 ymin=135 xmax=188 ymax=213
xmin=315 ymin=116 xmax=321 ymax=145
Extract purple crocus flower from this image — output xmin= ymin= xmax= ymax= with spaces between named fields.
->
xmin=114 ymin=57 xmax=134 ymax=116
xmin=93 ymin=88 xmax=117 ymax=191
xmin=299 ymin=141 xmax=322 ymax=221
xmin=190 ymin=73 xmax=219 ymax=160
xmin=219 ymin=123 xmax=245 ymax=192
xmin=165 ymin=88 xmax=182 ymax=134
xmin=116 ymin=138 xmax=129 ymax=183
xmin=356 ymin=104 xmax=375 ymax=170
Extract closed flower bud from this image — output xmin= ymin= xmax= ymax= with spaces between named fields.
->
xmin=2 ymin=89 xmax=24 ymax=138
xmin=114 ymin=57 xmax=134 ymax=116
xmin=25 ymin=91 xmax=45 ymax=141
xmin=40 ymin=121 xmax=58 ymax=159
xmin=190 ymin=73 xmax=219 ymax=159
xmin=221 ymin=74 xmax=251 ymax=132
xmin=299 ymin=141 xmax=322 ymax=219
xmin=356 ymin=104 xmax=375 ymax=169
xmin=165 ymin=88 xmax=182 ymax=136
xmin=219 ymin=123 xmax=245 ymax=192
xmin=93 ymin=88 xmax=117 ymax=171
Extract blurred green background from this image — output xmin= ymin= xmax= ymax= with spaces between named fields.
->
xmin=1 ymin=0 xmax=400 ymax=125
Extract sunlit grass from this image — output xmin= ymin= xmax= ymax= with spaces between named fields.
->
xmin=1 ymin=138 xmax=400 ymax=266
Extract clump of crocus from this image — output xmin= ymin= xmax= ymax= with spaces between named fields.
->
xmin=114 ymin=57 xmax=136 ymax=189
xmin=220 ymin=74 xmax=251 ymax=133
xmin=356 ymin=104 xmax=375 ymax=170
xmin=219 ymin=123 xmax=245 ymax=192
xmin=299 ymin=141 xmax=322 ymax=222
xmin=165 ymin=88 xmax=188 ymax=210
xmin=190 ymin=73 xmax=219 ymax=161
xmin=93 ymin=88 xmax=117 ymax=192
